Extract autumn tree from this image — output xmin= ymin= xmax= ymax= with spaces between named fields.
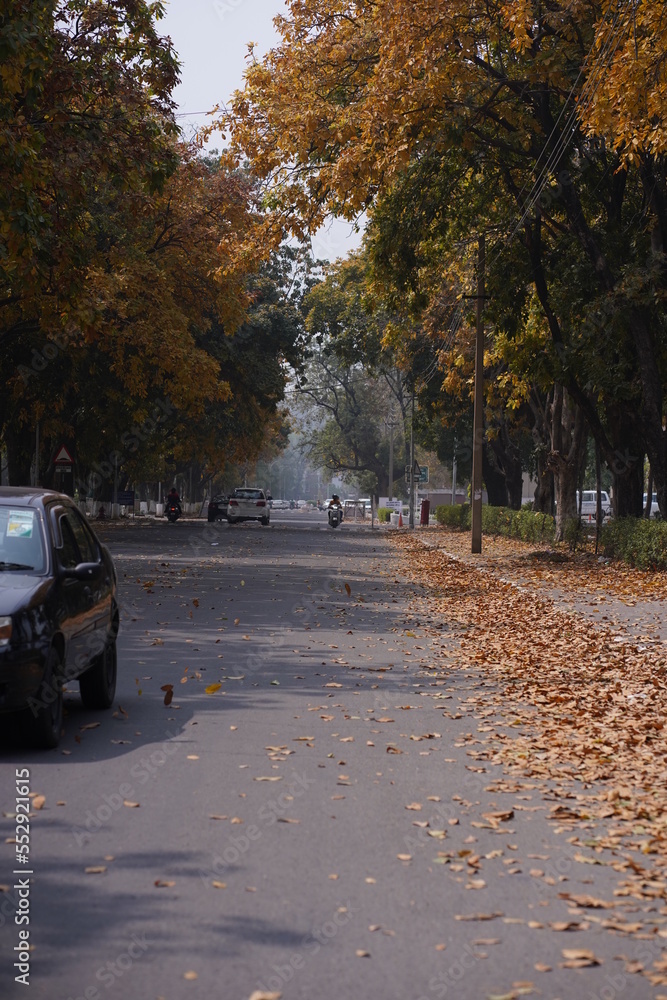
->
xmin=227 ymin=0 xmax=667 ymax=527
xmin=297 ymin=257 xmax=410 ymax=497
xmin=1 ymin=2 xmax=301 ymax=492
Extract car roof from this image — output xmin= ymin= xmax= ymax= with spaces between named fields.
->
xmin=0 ymin=487 xmax=71 ymax=507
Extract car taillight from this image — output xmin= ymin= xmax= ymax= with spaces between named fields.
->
xmin=229 ymin=499 xmax=238 ymax=506
xmin=256 ymin=500 xmax=265 ymax=507
xmin=0 ymin=617 xmax=12 ymax=648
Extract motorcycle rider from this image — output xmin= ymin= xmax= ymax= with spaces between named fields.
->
xmin=167 ymin=486 xmax=182 ymax=517
xmin=328 ymin=494 xmax=343 ymax=525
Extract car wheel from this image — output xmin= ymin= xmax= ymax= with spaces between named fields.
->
xmin=79 ymin=631 xmax=118 ymax=710
xmin=25 ymin=647 xmax=63 ymax=749
xmin=261 ymin=515 xmax=270 ymax=525
xmin=207 ymin=513 xmax=216 ymax=522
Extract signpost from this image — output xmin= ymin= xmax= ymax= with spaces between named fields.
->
xmin=53 ymin=444 xmax=74 ymax=497
xmin=54 ymin=445 xmax=74 ymax=465
xmin=405 ymin=460 xmax=421 ymax=484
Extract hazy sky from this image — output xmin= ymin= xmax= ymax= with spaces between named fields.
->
xmin=160 ymin=0 xmax=363 ymax=260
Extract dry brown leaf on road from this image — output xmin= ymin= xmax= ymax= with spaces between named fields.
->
xmin=560 ymin=948 xmax=601 ymax=968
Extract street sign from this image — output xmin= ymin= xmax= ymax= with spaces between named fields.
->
xmin=54 ymin=444 xmax=74 ymax=464
xmin=405 ymin=459 xmax=428 ymax=483
xmin=418 ymin=466 xmax=429 ymax=484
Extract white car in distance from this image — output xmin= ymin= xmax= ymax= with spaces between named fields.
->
xmin=226 ymin=488 xmax=270 ymax=525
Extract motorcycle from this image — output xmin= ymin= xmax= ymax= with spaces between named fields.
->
xmin=166 ymin=500 xmax=181 ymax=523
xmin=328 ymin=505 xmax=342 ymax=528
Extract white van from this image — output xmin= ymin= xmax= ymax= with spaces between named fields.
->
xmin=577 ymin=490 xmax=611 ymax=519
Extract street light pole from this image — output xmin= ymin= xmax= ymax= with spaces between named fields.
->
xmin=471 ymin=233 xmax=485 ymax=553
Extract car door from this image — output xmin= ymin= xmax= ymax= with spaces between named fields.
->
xmin=49 ymin=506 xmax=90 ymax=674
xmin=50 ymin=506 xmax=108 ymax=677
xmin=64 ymin=507 xmax=112 ymax=649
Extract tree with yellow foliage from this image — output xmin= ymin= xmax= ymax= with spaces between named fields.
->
xmin=227 ymin=0 xmax=667 ymax=524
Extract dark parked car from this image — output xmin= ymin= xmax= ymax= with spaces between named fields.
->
xmin=0 ymin=487 xmax=118 ymax=748
xmin=207 ymin=494 xmax=230 ymax=522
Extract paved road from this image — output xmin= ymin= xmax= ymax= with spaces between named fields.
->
xmin=0 ymin=516 xmax=660 ymax=999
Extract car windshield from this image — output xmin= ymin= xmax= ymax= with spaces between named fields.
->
xmin=234 ymin=489 xmax=263 ymax=500
xmin=0 ymin=506 xmax=46 ymax=573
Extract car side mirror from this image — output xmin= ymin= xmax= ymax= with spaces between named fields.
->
xmin=61 ymin=562 xmax=102 ymax=581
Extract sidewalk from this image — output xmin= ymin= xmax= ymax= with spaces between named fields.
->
xmin=388 ymin=528 xmax=667 ymax=934
xmin=415 ymin=526 xmax=667 ymax=647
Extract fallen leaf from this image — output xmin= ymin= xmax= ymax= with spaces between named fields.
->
xmin=205 ymin=683 xmax=222 ymax=695
xmin=84 ymin=866 xmax=107 ymax=874
xmin=32 ymin=795 xmax=46 ymax=810
xmin=154 ymin=879 xmax=175 ymax=888
xmin=560 ymin=948 xmax=601 ymax=968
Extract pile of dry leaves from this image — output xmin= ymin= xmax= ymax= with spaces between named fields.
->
xmin=390 ymin=531 xmax=667 ymax=911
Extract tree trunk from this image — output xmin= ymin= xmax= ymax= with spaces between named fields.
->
xmin=488 ymin=417 xmax=524 ymax=510
xmin=482 ymin=442 xmax=508 ymax=507
xmin=604 ymin=404 xmax=645 ymax=517
xmin=5 ymin=424 xmax=34 ymax=486
xmin=529 ymin=387 xmax=555 ymax=514
xmin=629 ymin=308 xmax=667 ymax=518
xmin=548 ymin=384 xmax=587 ymax=541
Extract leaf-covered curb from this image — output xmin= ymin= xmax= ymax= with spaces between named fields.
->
xmin=390 ymin=533 xmax=667 ymax=911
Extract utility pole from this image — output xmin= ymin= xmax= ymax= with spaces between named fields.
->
xmin=34 ymin=422 xmax=40 ymax=487
xmin=408 ymin=391 xmax=415 ymax=529
xmin=471 ymin=234 xmax=485 ymax=553
xmin=385 ymin=417 xmax=398 ymax=501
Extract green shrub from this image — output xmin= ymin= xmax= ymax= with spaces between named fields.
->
xmin=435 ymin=504 xmax=555 ymax=542
xmin=377 ymin=507 xmax=391 ymax=523
xmin=601 ymin=517 xmax=667 ymax=571
xmin=434 ymin=504 xmax=471 ymax=529
xmin=562 ymin=516 xmax=584 ymax=551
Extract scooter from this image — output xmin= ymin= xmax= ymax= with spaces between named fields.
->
xmin=166 ymin=501 xmax=181 ymax=523
xmin=328 ymin=506 xmax=342 ymax=528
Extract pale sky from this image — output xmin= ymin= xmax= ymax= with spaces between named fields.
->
xmin=159 ymin=0 xmax=363 ymax=260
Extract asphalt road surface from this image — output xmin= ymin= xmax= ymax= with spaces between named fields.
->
xmin=0 ymin=512 xmax=660 ymax=999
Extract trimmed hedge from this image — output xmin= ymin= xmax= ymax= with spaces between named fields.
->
xmin=601 ymin=517 xmax=667 ymax=571
xmin=434 ymin=504 xmax=471 ymax=529
xmin=435 ymin=504 xmax=555 ymax=543
xmin=377 ymin=507 xmax=391 ymax=523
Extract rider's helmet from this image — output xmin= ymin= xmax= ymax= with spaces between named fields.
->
xmin=332 ymin=494 xmax=340 ymax=502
